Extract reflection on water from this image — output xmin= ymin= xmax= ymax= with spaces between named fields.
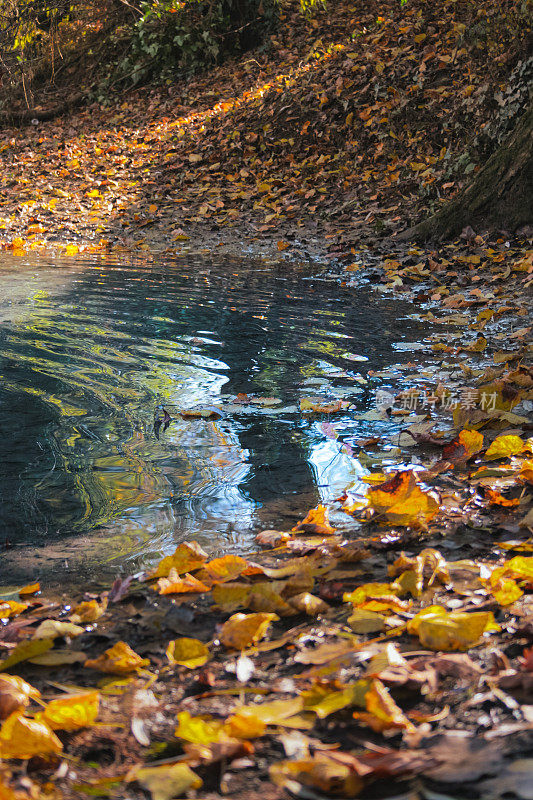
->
xmin=0 ymin=251 xmax=428 ymax=583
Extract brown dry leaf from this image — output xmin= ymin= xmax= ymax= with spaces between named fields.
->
xmin=85 ymin=641 xmax=149 ymax=674
xmin=157 ymin=569 xmax=210 ymax=595
xmin=485 ymin=488 xmax=520 ymax=507
xmin=219 ymin=612 xmax=279 ymax=650
xmin=300 ymin=398 xmax=351 ymax=414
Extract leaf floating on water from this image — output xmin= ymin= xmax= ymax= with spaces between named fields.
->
xmin=85 ymin=641 xmax=149 ymax=674
xmin=32 ymin=620 xmax=85 ymax=640
xmin=198 ymin=554 xmax=249 ymax=584
xmin=219 ymin=612 xmax=279 ymax=650
xmin=300 ymin=398 xmax=351 ymax=413
xmin=18 ymin=582 xmax=40 ymax=597
xmin=178 ymin=405 xmax=225 ymax=419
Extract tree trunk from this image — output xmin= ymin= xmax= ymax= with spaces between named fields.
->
xmin=400 ymin=102 xmax=533 ymax=242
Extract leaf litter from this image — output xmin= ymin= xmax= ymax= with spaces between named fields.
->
xmin=0 ymin=0 xmax=532 ymax=797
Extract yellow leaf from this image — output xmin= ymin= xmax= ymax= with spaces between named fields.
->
xmin=199 ymin=555 xmax=248 ymax=584
xmin=490 ymin=577 xmax=522 ymax=606
xmin=388 ymin=548 xmax=449 ymax=597
xmin=485 ymin=435 xmax=527 ymax=460
xmin=219 ymin=612 xmax=278 ymax=650
xmin=148 ymin=204 xmax=157 ymax=215
xmin=270 ymin=755 xmax=364 ymax=797
xmin=157 ymin=569 xmax=210 ymax=595
xmin=0 ymin=712 xmax=62 ymax=759
xmin=0 ymin=638 xmax=54 ymax=672
xmin=0 ymin=675 xmax=40 ymax=719
xmin=18 ymin=582 xmax=40 ymax=596
xmin=32 ymin=620 xmax=84 ymax=639
xmin=457 ymin=428 xmax=484 ymax=458
xmin=70 ymin=599 xmax=107 ymax=623
xmin=367 ymin=471 xmax=439 ymax=527
xmin=288 ymin=592 xmax=330 ymax=615
xmin=175 ymin=711 xmax=229 ymax=744
xmin=302 ymin=680 xmax=369 ymax=718
xmin=407 ymin=606 xmax=499 ymax=650
xmin=0 ymin=601 xmax=28 ymax=619
xmin=29 ymin=650 xmax=87 ymax=666
xmin=347 ymin=608 xmax=386 ymax=633
xmin=64 ymin=244 xmax=79 ymax=256
xmin=343 ymin=583 xmax=409 ymax=613
xmin=518 ymin=460 xmax=533 ymax=483
xmin=292 ymin=504 xmax=336 ymax=535
xmin=211 ymin=582 xmax=251 ymax=612
xmin=85 ymin=641 xmax=149 ymax=674
xmin=39 ymin=691 xmax=99 ymax=731
xmin=134 ymin=762 xmax=202 ymax=800
xmin=166 ymin=638 xmax=210 ymax=669
xmin=149 ymin=541 xmax=208 ymax=579
xmin=229 ymin=697 xmax=303 ymax=730
xmin=354 ymin=678 xmax=415 ymax=732
xmin=86 ymin=189 xmax=100 ymax=198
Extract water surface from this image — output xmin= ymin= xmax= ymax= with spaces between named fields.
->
xmin=0 ymin=251 xmax=428 ymax=584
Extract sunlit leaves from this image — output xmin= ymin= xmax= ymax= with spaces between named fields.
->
xmin=39 ymin=691 xmax=100 ymax=731
xmin=85 ymin=641 xmax=149 ymax=674
xmin=366 ymin=471 xmax=439 ymax=527
xmin=292 ymin=505 xmax=336 ymax=535
xmin=407 ymin=607 xmax=499 ymax=651
xmin=219 ymin=612 xmax=279 ymax=650
xmin=485 ymin=435 xmax=528 ymax=461
xmin=149 ymin=541 xmax=208 ymax=579
xmin=271 ymin=754 xmax=364 ymax=797
xmin=0 ymin=601 xmax=28 ymax=619
xmin=354 ymin=679 xmax=415 ymax=732
xmin=70 ymin=599 xmax=107 ymax=623
xmin=301 ymin=681 xmax=369 ymax=718
xmin=166 ymin=638 xmax=210 ymax=668
xmin=157 ymin=569 xmax=210 ymax=595
xmin=0 ymin=713 xmax=63 ymax=759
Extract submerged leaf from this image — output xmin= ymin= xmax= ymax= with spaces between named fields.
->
xmin=39 ymin=691 xmax=100 ymax=731
xmin=219 ymin=612 xmax=279 ymax=650
xmin=166 ymin=638 xmax=210 ymax=669
xmin=85 ymin=641 xmax=149 ymax=674
xmin=407 ymin=607 xmax=499 ymax=650
xmin=134 ymin=762 xmax=202 ymax=800
xmin=0 ymin=712 xmax=63 ymax=759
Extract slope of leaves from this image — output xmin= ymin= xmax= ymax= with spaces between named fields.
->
xmin=0 ymin=0 xmax=531 ymax=252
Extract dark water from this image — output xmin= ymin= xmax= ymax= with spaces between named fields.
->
xmin=0 ymin=251 xmax=428 ymax=584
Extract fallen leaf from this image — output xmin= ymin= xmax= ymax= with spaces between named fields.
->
xmin=85 ymin=641 xmax=149 ymax=674
xmin=166 ymin=638 xmax=210 ymax=668
xmin=219 ymin=612 xmax=279 ymax=650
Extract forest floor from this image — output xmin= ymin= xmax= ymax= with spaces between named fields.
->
xmin=1 ymin=0 xmax=533 ymax=798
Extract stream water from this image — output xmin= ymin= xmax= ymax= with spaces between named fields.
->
xmin=0 ymin=251 xmax=430 ymax=586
